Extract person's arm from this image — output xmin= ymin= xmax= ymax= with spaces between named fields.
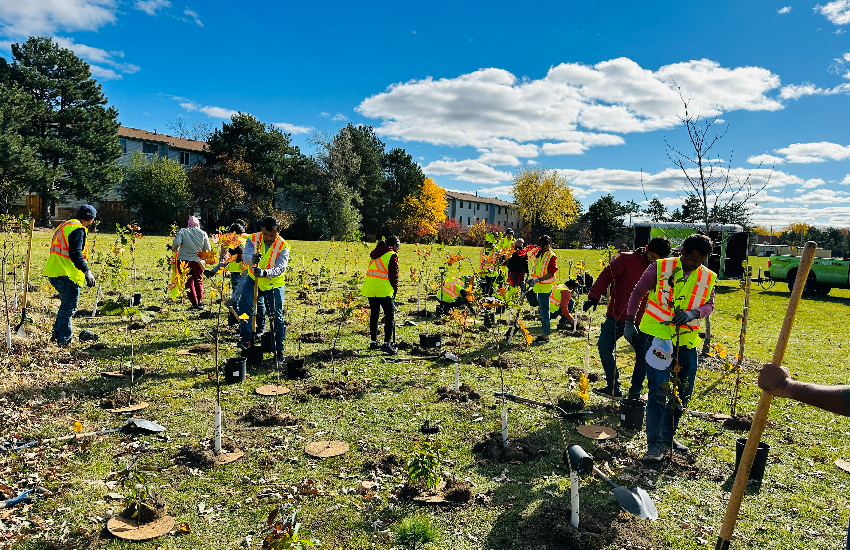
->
xmin=264 ymin=246 xmax=290 ymax=278
xmin=203 ymin=232 xmax=211 ymax=252
xmin=626 ymin=262 xmax=657 ymax=319
xmin=560 ymin=289 xmax=574 ymax=322
xmin=542 ymin=256 xmax=558 ymax=282
xmin=587 ymin=256 xmax=622 ymax=301
xmin=243 ymin=238 xmax=255 ymax=265
xmin=695 ymin=286 xmax=715 ymax=318
xmin=388 ymin=253 xmax=399 ymax=295
xmin=758 ymin=363 xmax=850 ymax=417
xmin=67 ymin=228 xmax=89 ymax=273
xmin=172 ymin=229 xmax=182 ymax=251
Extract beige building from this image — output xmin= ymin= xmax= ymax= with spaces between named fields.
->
xmin=444 ymin=191 xmax=522 ymax=230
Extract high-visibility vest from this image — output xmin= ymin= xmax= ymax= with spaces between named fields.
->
xmin=639 ymin=257 xmax=717 ymax=349
xmin=479 ymin=247 xmax=497 ymax=277
xmin=360 ymin=251 xmax=396 ymax=298
xmin=226 ymin=260 xmax=246 ymax=273
xmin=549 ymin=284 xmax=570 ymax=314
xmin=247 ymin=233 xmax=289 ymax=291
xmin=530 ymin=249 xmax=557 ymax=293
xmin=438 ymin=277 xmax=463 ymax=303
xmin=44 ymin=219 xmax=88 ymax=287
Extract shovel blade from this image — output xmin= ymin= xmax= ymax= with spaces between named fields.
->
xmin=613 ymin=487 xmax=646 ymax=517
xmin=632 ymin=486 xmax=658 ymax=520
xmin=15 ymin=324 xmax=27 ymax=338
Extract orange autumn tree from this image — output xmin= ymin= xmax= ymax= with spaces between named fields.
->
xmin=393 ymin=177 xmax=447 ymax=242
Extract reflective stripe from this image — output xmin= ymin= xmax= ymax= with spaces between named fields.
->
xmin=365 ymin=256 xmax=389 ymax=280
xmin=441 ymin=280 xmax=460 ymax=298
xmin=479 ymin=249 xmax=496 ymax=270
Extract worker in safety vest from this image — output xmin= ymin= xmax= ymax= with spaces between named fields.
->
xmin=360 ymin=236 xmax=400 ymax=354
xmin=527 ymin=235 xmax=558 ymax=343
xmin=44 ymin=205 xmax=98 ymax=346
xmin=498 ymin=228 xmax=514 ymax=257
xmin=478 ymin=239 xmax=498 ymax=296
xmin=238 ymin=216 xmax=290 ymax=363
xmin=625 ymin=234 xmax=716 ymax=461
xmin=549 ymin=279 xmax=577 ymax=330
xmin=205 ymin=244 xmax=246 ymax=305
xmin=436 ymin=276 xmax=473 ymax=316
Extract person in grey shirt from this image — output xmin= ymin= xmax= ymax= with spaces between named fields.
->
xmin=172 ymin=216 xmax=211 ymax=310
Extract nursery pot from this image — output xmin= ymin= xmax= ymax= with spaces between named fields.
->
xmin=241 ymin=345 xmax=263 ymax=367
xmin=734 ymin=438 xmax=770 ymax=483
xmin=566 ymin=444 xmax=594 ymax=475
xmin=224 ymin=357 xmax=246 ymax=384
xmin=132 ymin=293 xmax=142 ymax=306
xmin=619 ymin=398 xmax=646 ymax=430
xmin=261 ymin=331 xmax=275 ymax=353
xmin=483 ymin=312 xmax=495 ymax=328
xmin=419 ymin=333 xmax=442 ymax=349
xmin=287 ymin=357 xmax=306 ymax=378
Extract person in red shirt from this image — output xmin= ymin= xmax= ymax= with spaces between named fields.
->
xmin=583 ymin=237 xmax=671 ymax=400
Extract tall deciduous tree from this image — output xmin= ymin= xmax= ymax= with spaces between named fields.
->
xmin=3 ymin=37 xmax=122 ymax=227
xmin=118 ymin=152 xmax=191 ymax=233
xmin=393 ymin=177 xmax=447 ymax=241
xmin=512 ymin=165 xmax=579 ymax=238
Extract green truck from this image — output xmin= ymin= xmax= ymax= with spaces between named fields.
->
xmin=767 ymin=253 xmax=850 ymax=295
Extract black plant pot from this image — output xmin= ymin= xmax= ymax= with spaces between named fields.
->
xmin=735 ymin=438 xmax=770 ymax=483
xmin=287 ymin=357 xmax=307 ymax=379
xmin=566 ymin=444 xmax=594 ymax=475
xmin=261 ymin=331 xmax=275 ymax=353
xmin=419 ymin=333 xmax=442 ymax=349
xmin=224 ymin=357 xmax=246 ymax=383
xmin=619 ymin=398 xmax=646 ymax=430
xmin=483 ymin=313 xmax=495 ymax=328
xmin=241 ymin=345 xmax=263 ymax=367
xmin=131 ymin=293 xmax=142 ymax=306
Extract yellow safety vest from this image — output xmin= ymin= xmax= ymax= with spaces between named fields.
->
xmin=226 ymin=260 xmax=246 ymax=273
xmin=530 ymin=249 xmax=557 ymax=293
xmin=360 ymin=251 xmax=396 ymax=298
xmin=44 ymin=219 xmax=88 ymax=287
xmin=640 ymin=257 xmax=717 ymax=349
xmin=438 ymin=277 xmax=463 ymax=303
xmin=247 ymin=234 xmax=288 ymax=291
xmin=549 ymin=284 xmax=570 ymax=313
xmin=479 ymin=248 xmax=497 ymax=277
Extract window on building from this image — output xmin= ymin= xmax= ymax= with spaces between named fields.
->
xmin=460 ymin=201 xmax=463 ymax=208
xmin=486 ymin=204 xmax=489 ymax=211
xmin=179 ymin=151 xmax=191 ymax=165
xmin=476 ymin=203 xmax=480 ymax=210
xmin=119 ymin=139 xmax=127 ymax=153
xmin=142 ymin=143 xmax=158 ymax=155
xmin=467 ymin=217 xmax=470 ymax=225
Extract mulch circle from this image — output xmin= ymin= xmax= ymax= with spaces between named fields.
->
xmin=436 ymin=383 xmax=481 ymax=402
xmin=106 ymin=401 xmax=149 ymax=414
xmin=835 ymin=458 xmax=850 ymax=474
xmin=304 ymin=440 xmax=348 ymax=458
xmin=255 ymin=384 xmax=290 ymax=396
xmin=577 ymin=425 xmax=617 ymax=440
xmin=107 ymin=515 xmax=174 ymax=541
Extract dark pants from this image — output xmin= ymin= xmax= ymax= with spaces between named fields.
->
xmin=49 ymin=276 xmax=81 ymax=344
xmin=644 ymin=333 xmax=699 ymax=448
xmin=369 ymin=297 xmax=394 ymax=343
xmin=238 ymin=277 xmax=286 ymax=352
xmin=597 ymin=316 xmax=648 ymax=397
xmin=185 ymin=260 xmax=204 ymax=306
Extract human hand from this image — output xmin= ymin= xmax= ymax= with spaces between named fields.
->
xmin=623 ymin=321 xmax=638 ymax=346
xmin=583 ymin=298 xmax=599 ymax=312
xmin=85 ymin=271 xmax=96 ymax=287
xmin=671 ymin=309 xmax=698 ymax=326
xmin=528 ymin=278 xmax=539 ymax=286
xmin=758 ymin=363 xmax=793 ymax=397
xmin=251 ymin=253 xmax=262 ymax=265
xmin=203 ymin=269 xmax=214 ymax=278
xmin=253 ymin=267 xmax=266 ymax=278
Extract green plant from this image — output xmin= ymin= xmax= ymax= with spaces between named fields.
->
xmin=393 ymin=516 xmax=439 ymax=550
xmin=406 ymin=440 xmax=442 ymax=491
xmin=115 ymin=461 xmax=157 ymax=527
xmin=263 ymin=507 xmax=320 ymax=549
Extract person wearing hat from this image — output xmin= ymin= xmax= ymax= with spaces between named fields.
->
xmin=505 ymin=238 xmax=528 ymax=288
xmin=361 ymin=236 xmax=400 ymax=354
xmin=527 ymin=234 xmax=558 ymax=343
xmin=499 ymin=228 xmax=515 ymax=255
xmin=478 ymin=238 xmax=498 ymax=296
xmin=44 ymin=205 xmax=98 ymax=346
xmin=172 ymin=216 xmax=212 ymax=310
xmin=625 ymin=234 xmax=715 ymax=461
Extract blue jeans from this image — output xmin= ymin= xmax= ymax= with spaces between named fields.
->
xmin=49 ymin=276 xmax=81 ymax=344
xmin=238 ymin=277 xmax=286 ymax=352
xmin=536 ymin=292 xmax=552 ymax=335
xmin=644 ymin=332 xmax=698 ymax=448
xmin=597 ymin=317 xmax=647 ymax=397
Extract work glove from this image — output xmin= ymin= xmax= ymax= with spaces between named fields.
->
xmin=253 ymin=267 xmax=267 ymax=278
xmin=623 ymin=320 xmax=638 ymax=347
xmin=527 ymin=278 xmax=539 ymax=286
xmin=251 ymin=253 xmax=262 ymax=265
xmin=671 ymin=309 xmax=699 ymax=326
xmin=582 ymin=297 xmax=599 ymax=312
xmin=203 ymin=269 xmax=214 ymax=278
xmin=85 ymin=271 xmax=96 ymax=288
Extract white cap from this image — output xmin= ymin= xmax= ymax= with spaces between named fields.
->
xmin=645 ymin=337 xmax=674 ymax=370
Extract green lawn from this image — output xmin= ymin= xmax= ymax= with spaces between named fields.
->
xmin=1 ymin=232 xmax=848 ymax=549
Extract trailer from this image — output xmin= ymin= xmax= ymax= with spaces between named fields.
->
xmin=633 ymin=222 xmax=749 ymax=280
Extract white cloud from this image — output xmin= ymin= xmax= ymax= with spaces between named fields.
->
xmin=778 ymin=6 xmax=793 ymax=13
xmin=183 ymin=7 xmax=203 ymax=27
xmin=319 ymin=112 xmax=330 ymax=117
xmin=476 ymin=152 xmax=520 ymax=166
xmin=775 ymin=141 xmax=850 ymax=163
xmin=780 ymin=81 xmax=850 ymax=99
xmin=816 ymin=0 xmax=850 ymax=25
xmin=423 ymin=159 xmax=512 ymax=184
xmin=331 ymin=113 xmax=347 ymax=121
xmin=747 ymin=154 xmax=785 ymax=165
xmin=542 ymin=142 xmax=591 ymax=155
xmin=52 ymin=37 xmax=139 ymax=80
xmin=273 ymin=122 xmax=315 ymax=135
xmin=841 ymin=174 xmax=850 ymax=184
xmin=134 ymin=0 xmax=171 ymax=16
xmin=178 ymin=99 xmax=237 ymax=119
xmin=0 ymin=0 xmax=117 ymax=37
xmin=356 ymin=57 xmax=784 ymax=155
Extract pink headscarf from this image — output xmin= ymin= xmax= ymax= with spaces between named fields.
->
xmin=188 ymin=216 xmax=200 ymax=228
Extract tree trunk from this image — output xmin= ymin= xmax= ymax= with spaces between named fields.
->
xmin=40 ymin=194 xmax=52 ymax=228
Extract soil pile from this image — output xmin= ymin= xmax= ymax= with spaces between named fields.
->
xmin=306 ymin=379 xmax=370 ymax=399
xmin=188 ymin=343 xmax=215 ymax=354
xmin=100 ymin=390 xmax=144 ymax=409
xmin=309 ymin=348 xmax=357 ymax=361
xmin=566 ymin=366 xmax=600 ymax=383
xmin=592 ymin=442 xmax=639 ymax=463
xmin=299 ymin=332 xmax=326 ymax=343
xmin=396 ymin=482 xmax=421 ymax=501
xmin=436 ymin=383 xmax=481 ymax=402
xmin=723 ymin=414 xmax=753 ymax=431
xmin=128 ymin=321 xmax=147 ymax=330
xmin=443 ymin=479 xmax=472 ymax=503
xmin=120 ymin=493 xmax=167 ymax=524
xmin=245 ymin=403 xmax=300 ymax=427
xmin=474 ymin=356 xmax=512 ymax=369
xmin=176 ymin=445 xmax=216 ymax=468
xmin=472 ymin=432 xmax=544 ymax=464
xmin=363 ymin=454 xmax=401 ymax=475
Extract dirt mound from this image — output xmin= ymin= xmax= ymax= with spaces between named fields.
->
xmin=299 ymin=332 xmax=326 ymax=343
xmin=396 ymin=482 xmax=421 ymax=501
xmin=396 ymin=341 xmax=412 ymax=350
xmin=474 ymin=356 xmax=512 ymax=369
xmin=306 ymin=379 xmax=370 ymax=399
xmin=100 ymin=390 xmax=144 ymax=409
xmin=566 ymin=366 xmax=600 ymax=383
xmin=472 ymin=432 xmax=544 ymax=464
xmin=145 ymin=305 xmax=163 ymax=313
xmin=592 ymin=442 xmax=639 ymax=463
xmin=88 ymin=342 xmax=108 ymax=351
xmin=363 ymin=454 xmax=401 ymax=475
xmin=245 ymin=403 xmax=300 ymax=427
xmin=128 ymin=321 xmax=147 ymax=330
xmin=188 ymin=343 xmax=215 ymax=354
xmin=198 ymin=310 xmax=215 ymax=319
xmin=443 ymin=479 xmax=472 ymax=503
xmin=309 ymin=348 xmax=357 ymax=361
xmin=723 ymin=414 xmax=753 ymax=431
xmin=120 ymin=493 xmax=167 ymax=524
xmin=560 ymin=328 xmax=587 ymax=338
xmin=176 ymin=445 xmax=217 ymax=468
xmin=436 ymin=383 xmax=481 ymax=402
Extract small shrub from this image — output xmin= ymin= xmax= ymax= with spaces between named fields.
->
xmin=394 ymin=516 xmax=439 ymax=550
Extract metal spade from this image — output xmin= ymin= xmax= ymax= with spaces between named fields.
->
xmin=593 ymin=466 xmax=658 ymax=520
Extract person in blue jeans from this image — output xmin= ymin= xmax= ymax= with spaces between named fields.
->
xmin=527 ymin=234 xmax=558 ymax=344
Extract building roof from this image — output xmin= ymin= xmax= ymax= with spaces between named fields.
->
xmin=118 ymin=126 xmax=208 ymax=153
xmin=445 ymin=190 xmax=515 ymax=207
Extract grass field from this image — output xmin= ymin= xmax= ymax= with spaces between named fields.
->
xmin=1 ymin=229 xmax=849 ymax=550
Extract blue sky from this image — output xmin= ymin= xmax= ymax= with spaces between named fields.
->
xmin=1 ymin=0 xmax=849 ymax=228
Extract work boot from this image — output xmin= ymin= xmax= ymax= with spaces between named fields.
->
xmin=592 ymin=385 xmax=623 ymax=399
xmin=369 ymin=341 xmax=380 ymax=350
xmin=534 ymin=335 xmax=549 ymax=344
xmin=238 ymin=339 xmax=252 ymax=351
xmin=380 ymin=342 xmax=397 ymax=355
xmin=557 ymin=318 xmax=570 ymax=331
xmin=672 ymin=439 xmax=689 ymax=455
xmin=275 ymin=352 xmax=286 ymax=364
xmin=642 ymin=444 xmax=665 ymax=462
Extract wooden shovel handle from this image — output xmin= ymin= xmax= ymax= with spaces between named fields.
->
xmin=251 ymin=273 xmax=259 ymax=334
xmin=20 ymin=219 xmax=34 ymax=309
xmin=715 ymin=241 xmax=817 ymax=550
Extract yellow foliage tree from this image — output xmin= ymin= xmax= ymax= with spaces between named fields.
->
xmin=394 ymin=177 xmax=447 ymax=241
xmin=750 ymin=224 xmax=778 ymax=237
xmin=512 ymin=165 xmax=578 ymax=235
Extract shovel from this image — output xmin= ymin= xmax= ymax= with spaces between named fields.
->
xmin=494 ymin=391 xmax=595 ymax=419
xmin=242 ymin=269 xmax=264 ymax=366
xmin=14 ymin=219 xmax=34 ymax=338
xmin=0 ymin=417 xmax=166 ymax=453
xmin=593 ymin=466 xmax=658 ymax=520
